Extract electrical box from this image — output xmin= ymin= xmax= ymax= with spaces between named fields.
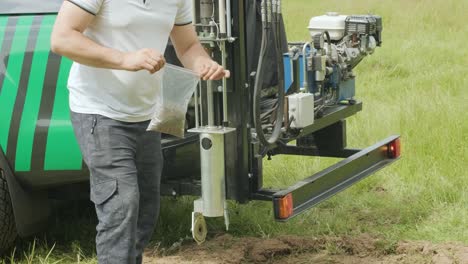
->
xmin=288 ymin=93 xmax=315 ymax=128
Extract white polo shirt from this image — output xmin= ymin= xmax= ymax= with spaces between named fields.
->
xmin=67 ymin=0 xmax=192 ymax=122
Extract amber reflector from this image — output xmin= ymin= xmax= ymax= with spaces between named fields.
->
xmin=278 ymin=194 xmax=294 ymax=219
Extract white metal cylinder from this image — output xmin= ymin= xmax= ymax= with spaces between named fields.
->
xmin=226 ymin=0 xmax=232 ymax=37
xmin=218 ymin=0 xmax=227 ymax=35
xmin=191 ymin=0 xmax=197 ymax=25
xmin=200 ymin=133 xmax=225 ymax=217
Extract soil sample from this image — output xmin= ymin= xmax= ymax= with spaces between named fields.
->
xmin=148 ymin=102 xmax=187 ymax=138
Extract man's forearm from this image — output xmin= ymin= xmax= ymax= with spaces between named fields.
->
xmin=51 ymin=30 xmax=124 ymax=70
xmin=177 ymin=41 xmax=212 ymax=72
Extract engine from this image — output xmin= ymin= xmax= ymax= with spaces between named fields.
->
xmin=311 ymin=13 xmax=381 ymax=66
xmin=287 ymin=12 xmax=382 ymax=128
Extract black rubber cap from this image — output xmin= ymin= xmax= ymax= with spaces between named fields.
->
xmin=201 ymin=138 xmax=213 ymax=150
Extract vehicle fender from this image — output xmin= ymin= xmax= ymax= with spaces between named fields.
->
xmin=0 ymin=146 xmax=50 ymax=237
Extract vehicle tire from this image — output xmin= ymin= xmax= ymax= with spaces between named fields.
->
xmin=0 ymin=169 xmax=17 ymax=254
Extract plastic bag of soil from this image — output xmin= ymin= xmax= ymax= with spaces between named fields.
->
xmin=147 ymin=64 xmax=199 ymax=138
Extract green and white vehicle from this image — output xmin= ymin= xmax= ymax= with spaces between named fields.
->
xmin=0 ymin=0 xmax=88 ymax=252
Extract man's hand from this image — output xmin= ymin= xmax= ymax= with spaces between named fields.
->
xmin=197 ymin=59 xmax=231 ymax=81
xmin=121 ymin=49 xmax=166 ymax=74
xmin=170 ymin=25 xmax=230 ymax=81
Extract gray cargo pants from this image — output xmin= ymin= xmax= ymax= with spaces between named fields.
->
xmin=71 ymin=112 xmax=163 ymax=264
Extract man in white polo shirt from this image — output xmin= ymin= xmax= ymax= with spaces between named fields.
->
xmin=51 ymin=0 xmax=229 ymax=263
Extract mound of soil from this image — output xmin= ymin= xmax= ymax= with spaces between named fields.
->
xmin=143 ymin=234 xmax=468 ymax=264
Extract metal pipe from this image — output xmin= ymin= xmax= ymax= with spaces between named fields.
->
xmin=206 ymin=80 xmax=215 ymax=127
xmin=302 ymin=42 xmax=311 ymax=91
xmin=226 ymin=0 xmax=232 ymax=38
xmin=200 ymin=81 xmax=204 ymax=126
xmin=220 ymin=41 xmax=228 ymax=125
xmin=192 ymin=0 xmax=197 ymax=25
xmin=218 ymin=0 xmax=227 ymax=36
xmin=195 ymin=80 xmax=200 ymax=128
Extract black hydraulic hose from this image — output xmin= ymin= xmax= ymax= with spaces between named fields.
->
xmin=253 ymin=0 xmax=285 ymax=148
xmin=273 ymin=0 xmax=285 ymax=140
xmin=253 ymin=0 xmax=271 ymax=146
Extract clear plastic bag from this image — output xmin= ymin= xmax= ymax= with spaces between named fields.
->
xmin=147 ymin=64 xmax=199 ymax=138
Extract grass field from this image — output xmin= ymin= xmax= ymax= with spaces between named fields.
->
xmin=2 ymin=0 xmax=467 ymax=263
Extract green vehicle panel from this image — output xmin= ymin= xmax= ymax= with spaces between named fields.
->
xmin=0 ymin=14 xmax=86 ymax=188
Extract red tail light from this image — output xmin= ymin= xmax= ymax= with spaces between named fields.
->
xmin=387 ymin=138 xmax=401 ymax=159
xmin=277 ymin=194 xmax=294 ymax=219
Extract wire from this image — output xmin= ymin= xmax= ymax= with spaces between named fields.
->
xmin=210 ymin=0 xmax=220 ymax=40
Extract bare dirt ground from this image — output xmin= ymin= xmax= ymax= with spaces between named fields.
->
xmin=143 ymin=234 xmax=468 ymax=264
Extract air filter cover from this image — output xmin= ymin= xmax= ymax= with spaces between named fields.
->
xmin=308 ymin=12 xmax=347 ymax=41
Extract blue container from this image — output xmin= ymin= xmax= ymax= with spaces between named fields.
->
xmin=338 ymin=78 xmax=356 ymax=101
xmin=283 ymin=52 xmax=306 ymax=92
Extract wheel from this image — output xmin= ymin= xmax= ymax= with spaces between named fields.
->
xmin=0 ymin=169 xmax=17 ymax=254
xmin=191 ymin=212 xmax=207 ymax=245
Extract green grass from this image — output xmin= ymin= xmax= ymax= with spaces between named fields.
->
xmin=3 ymin=0 xmax=467 ymax=262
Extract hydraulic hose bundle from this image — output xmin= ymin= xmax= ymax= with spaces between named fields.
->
xmin=253 ymin=0 xmax=285 ymax=148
